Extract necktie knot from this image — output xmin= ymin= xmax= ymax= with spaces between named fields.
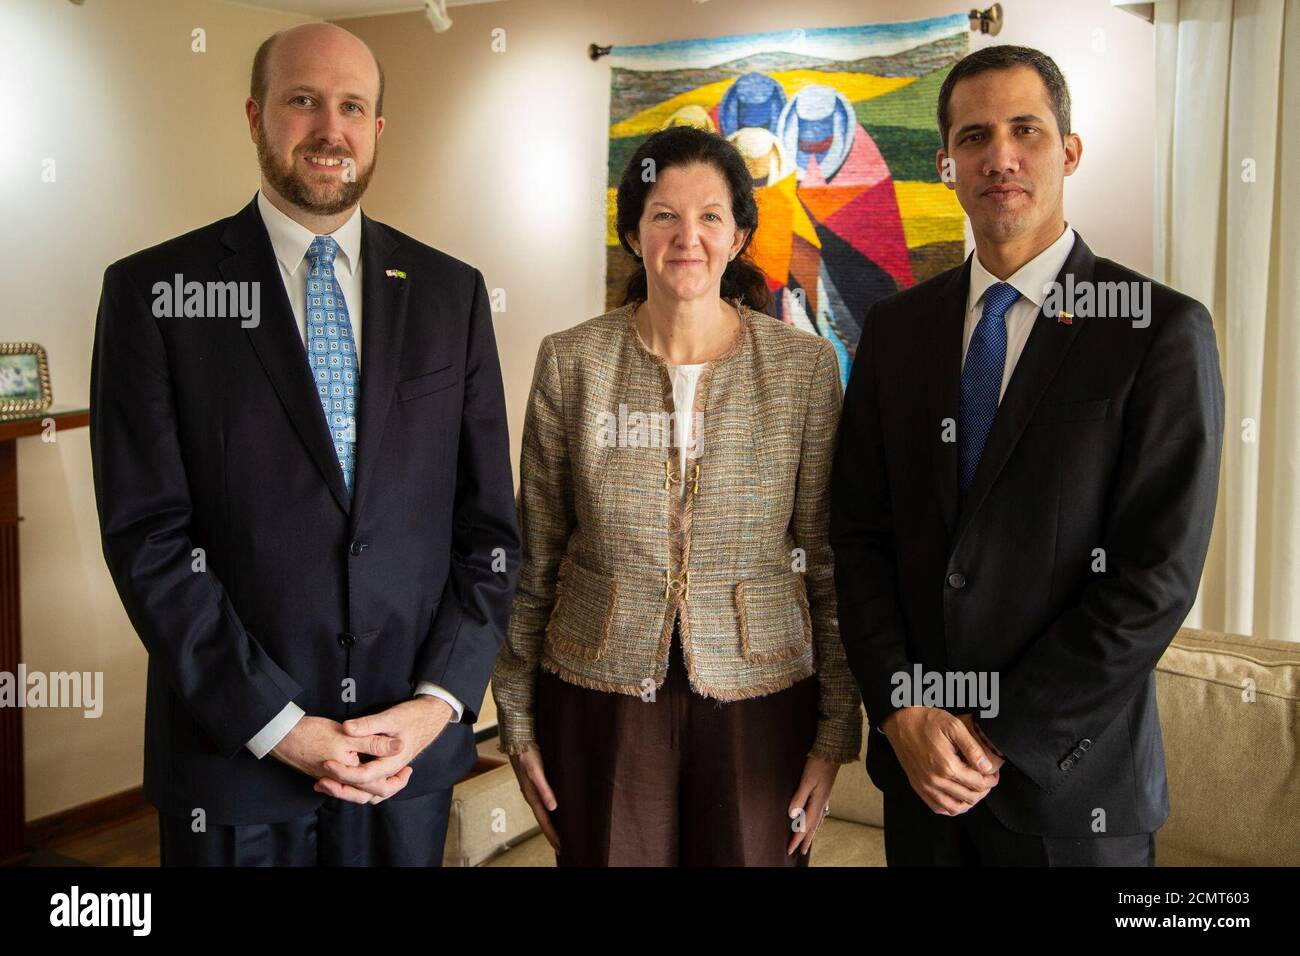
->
xmin=307 ymin=235 xmax=338 ymax=270
xmin=982 ymin=281 xmax=1020 ymax=320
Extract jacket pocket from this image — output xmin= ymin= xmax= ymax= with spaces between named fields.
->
xmin=734 ymin=571 xmax=813 ymax=663
xmin=396 ymin=364 xmax=459 ymax=401
xmin=1028 ymin=398 xmax=1110 ymax=425
xmin=544 ymin=558 xmax=617 ymax=662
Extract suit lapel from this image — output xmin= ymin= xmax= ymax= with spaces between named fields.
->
xmin=221 ymin=195 xmax=352 ymax=516
xmin=350 ymin=212 xmax=410 ymax=524
xmin=925 ymin=257 xmax=973 ymax=537
xmin=951 ymin=235 xmax=1097 ymax=549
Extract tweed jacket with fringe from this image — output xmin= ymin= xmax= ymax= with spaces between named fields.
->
xmin=491 ymin=300 xmax=863 ymax=763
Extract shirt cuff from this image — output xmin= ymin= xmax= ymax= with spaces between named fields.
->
xmin=246 ymin=701 xmax=305 ymax=759
xmin=414 ymin=683 xmax=464 ymax=723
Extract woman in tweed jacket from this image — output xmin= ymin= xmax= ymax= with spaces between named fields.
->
xmin=492 ymin=125 xmax=862 ymax=866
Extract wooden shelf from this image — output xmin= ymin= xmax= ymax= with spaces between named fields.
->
xmin=0 ymin=405 xmax=89 ymax=442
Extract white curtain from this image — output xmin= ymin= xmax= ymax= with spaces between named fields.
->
xmin=1153 ymin=0 xmax=1300 ymax=641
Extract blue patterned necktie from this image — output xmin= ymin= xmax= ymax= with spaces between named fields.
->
xmin=959 ymin=280 xmax=1018 ymax=495
xmin=305 ymin=235 xmax=359 ymax=496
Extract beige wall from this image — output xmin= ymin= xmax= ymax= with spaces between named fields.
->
xmin=2 ymin=0 xmax=1154 ymax=819
xmin=3 ymin=0 xmax=314 ymax=820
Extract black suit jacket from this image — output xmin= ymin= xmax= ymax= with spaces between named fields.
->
xmin=829 ymin=234 xmax=1224 ymax=837
xmin=90 ymin=194 xmax=520 ymax=825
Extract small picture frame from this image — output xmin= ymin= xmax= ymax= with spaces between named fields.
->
xmin=0 ymin=343 xmax=53 ymax=415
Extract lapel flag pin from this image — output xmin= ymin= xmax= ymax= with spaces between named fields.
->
xmin=385 ymin=269 xmax=407 ymax=279
xmin=1057 ymin=311 xmax=1073 ymax=326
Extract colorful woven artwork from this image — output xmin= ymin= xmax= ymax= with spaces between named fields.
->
xmin=604 ymin=14 xmax=970 ymax=384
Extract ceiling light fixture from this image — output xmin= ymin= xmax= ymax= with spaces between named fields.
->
xmin=424 ymin=0 xmax=452 ymax=33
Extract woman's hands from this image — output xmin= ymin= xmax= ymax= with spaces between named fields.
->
xmin=509 ymin=745 xmax=562 ymax=852
xmin=786 ymin=754 xmax=842 ymax=857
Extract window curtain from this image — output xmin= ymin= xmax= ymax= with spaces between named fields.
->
xmin=1153 ymin=0 xmax=1300 ymax=641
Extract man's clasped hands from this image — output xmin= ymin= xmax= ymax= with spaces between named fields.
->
xmin=881 ymin=707 xmax=1007 ymax=815
xmin=269 ymin=698 xmax=455 ymax=804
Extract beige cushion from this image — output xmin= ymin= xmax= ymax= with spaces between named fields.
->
xmin=483 ymin=832 xmax=556 ymax=867
xmin=827 ymin=712 xmax=884 ymax=828
xmin=810 ymin=818 xmax=886 ymax=866
xmin=1155 ymin=628 xmax=1300 ymax=866
xmin=443 ymin=763 xmax=541 ymax=867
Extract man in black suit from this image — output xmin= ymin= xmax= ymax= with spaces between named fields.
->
xmin=90 ymin=22 xmax=519 ymax=865
xmin=830 ymin=45 xmax=1223 ymax=865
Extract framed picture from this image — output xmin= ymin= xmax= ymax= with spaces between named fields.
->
xmin=0 ymin=343 xmax=53 ymax=415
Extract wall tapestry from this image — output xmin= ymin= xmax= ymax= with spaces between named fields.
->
xmin=604 ymin=13 xmax=970 ymax=384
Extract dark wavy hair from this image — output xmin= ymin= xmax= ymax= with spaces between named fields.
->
xmin=615 ymin=125 xmax=771 ymax=312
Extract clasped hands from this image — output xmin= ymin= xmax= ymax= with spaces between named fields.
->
xmin=881 ymin=707 xmax=1006 ymax=816
xmin=269 ymin=697 xmax=454 ymax=804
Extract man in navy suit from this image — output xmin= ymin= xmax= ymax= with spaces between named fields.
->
xmin=830 ymin=45 xmax=1223 ymax=865
xmin=90 ymin=22 xmax=519 ymax=865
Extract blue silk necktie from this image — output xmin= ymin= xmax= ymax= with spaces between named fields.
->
xmin=305 ymin=235 xmax=359 ymax=497
xmin=958 ymin=281 xmax=1018 ymax=495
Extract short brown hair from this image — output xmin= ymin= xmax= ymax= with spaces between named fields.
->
xmin=936 ymin=45 xmax=1070 ymax=150
xmin=250 ymin=31 xmax=385 ymax=118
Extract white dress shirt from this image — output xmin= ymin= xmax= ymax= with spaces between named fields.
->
xmin=962 ymin=222 xmax=1076 ymax=402
xmin=246 ymin=190 xmax=463 ymax=760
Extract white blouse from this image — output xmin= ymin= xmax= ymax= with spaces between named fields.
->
xmin=668 ymin=362 xmax=706 ymax=499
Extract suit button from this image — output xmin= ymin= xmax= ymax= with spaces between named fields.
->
xmin=947 ymin=572 xmax=967 ymax=589
xmin=1059 ymin=756 xmax=1075 ymax=772
xmin=1079 ymin=738 xmax=1092 ymax=751
xmin=338 ymin=632 xmax=356 ymax=648
xmin=349 ymin=540 xmax=366 ymax=556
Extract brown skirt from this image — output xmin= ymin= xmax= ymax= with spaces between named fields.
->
xmin=536 ymin=618 xmax=818 ymax=866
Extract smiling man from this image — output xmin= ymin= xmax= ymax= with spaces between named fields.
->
xmin=90 ymin=22 xmax=519 ymax=866
xmin=830 ymin=45 xmax=1224 ymax=865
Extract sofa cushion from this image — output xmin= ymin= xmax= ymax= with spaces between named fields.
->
xmin=810 ymin=818 xmax=887 ymax=866
xmin=443 ymin=762 xmax=540 ymax=867
xmin=482 ymin=832 xmax=556 ymax=866
xmin=827 ymin=712 xmax=884 ymax=828
xmin=1155 ymin=629 xmax=1300 ymax=866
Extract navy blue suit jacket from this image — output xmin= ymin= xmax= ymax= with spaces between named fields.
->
xmin=830 ymin=235 xmax=1224 ymax=837
xmin=90 ymin=194 xmax=520 ymax=825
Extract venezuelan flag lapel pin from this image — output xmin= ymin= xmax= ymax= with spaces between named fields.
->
xmin=1056 ymin=310 xmax=1073 ymax=326
xmin=385 ymin=269 xmax=407 ymax=279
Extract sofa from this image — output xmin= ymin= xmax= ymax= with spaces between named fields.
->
xmin=443 ymin=628 xmax=1300 ymax=866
